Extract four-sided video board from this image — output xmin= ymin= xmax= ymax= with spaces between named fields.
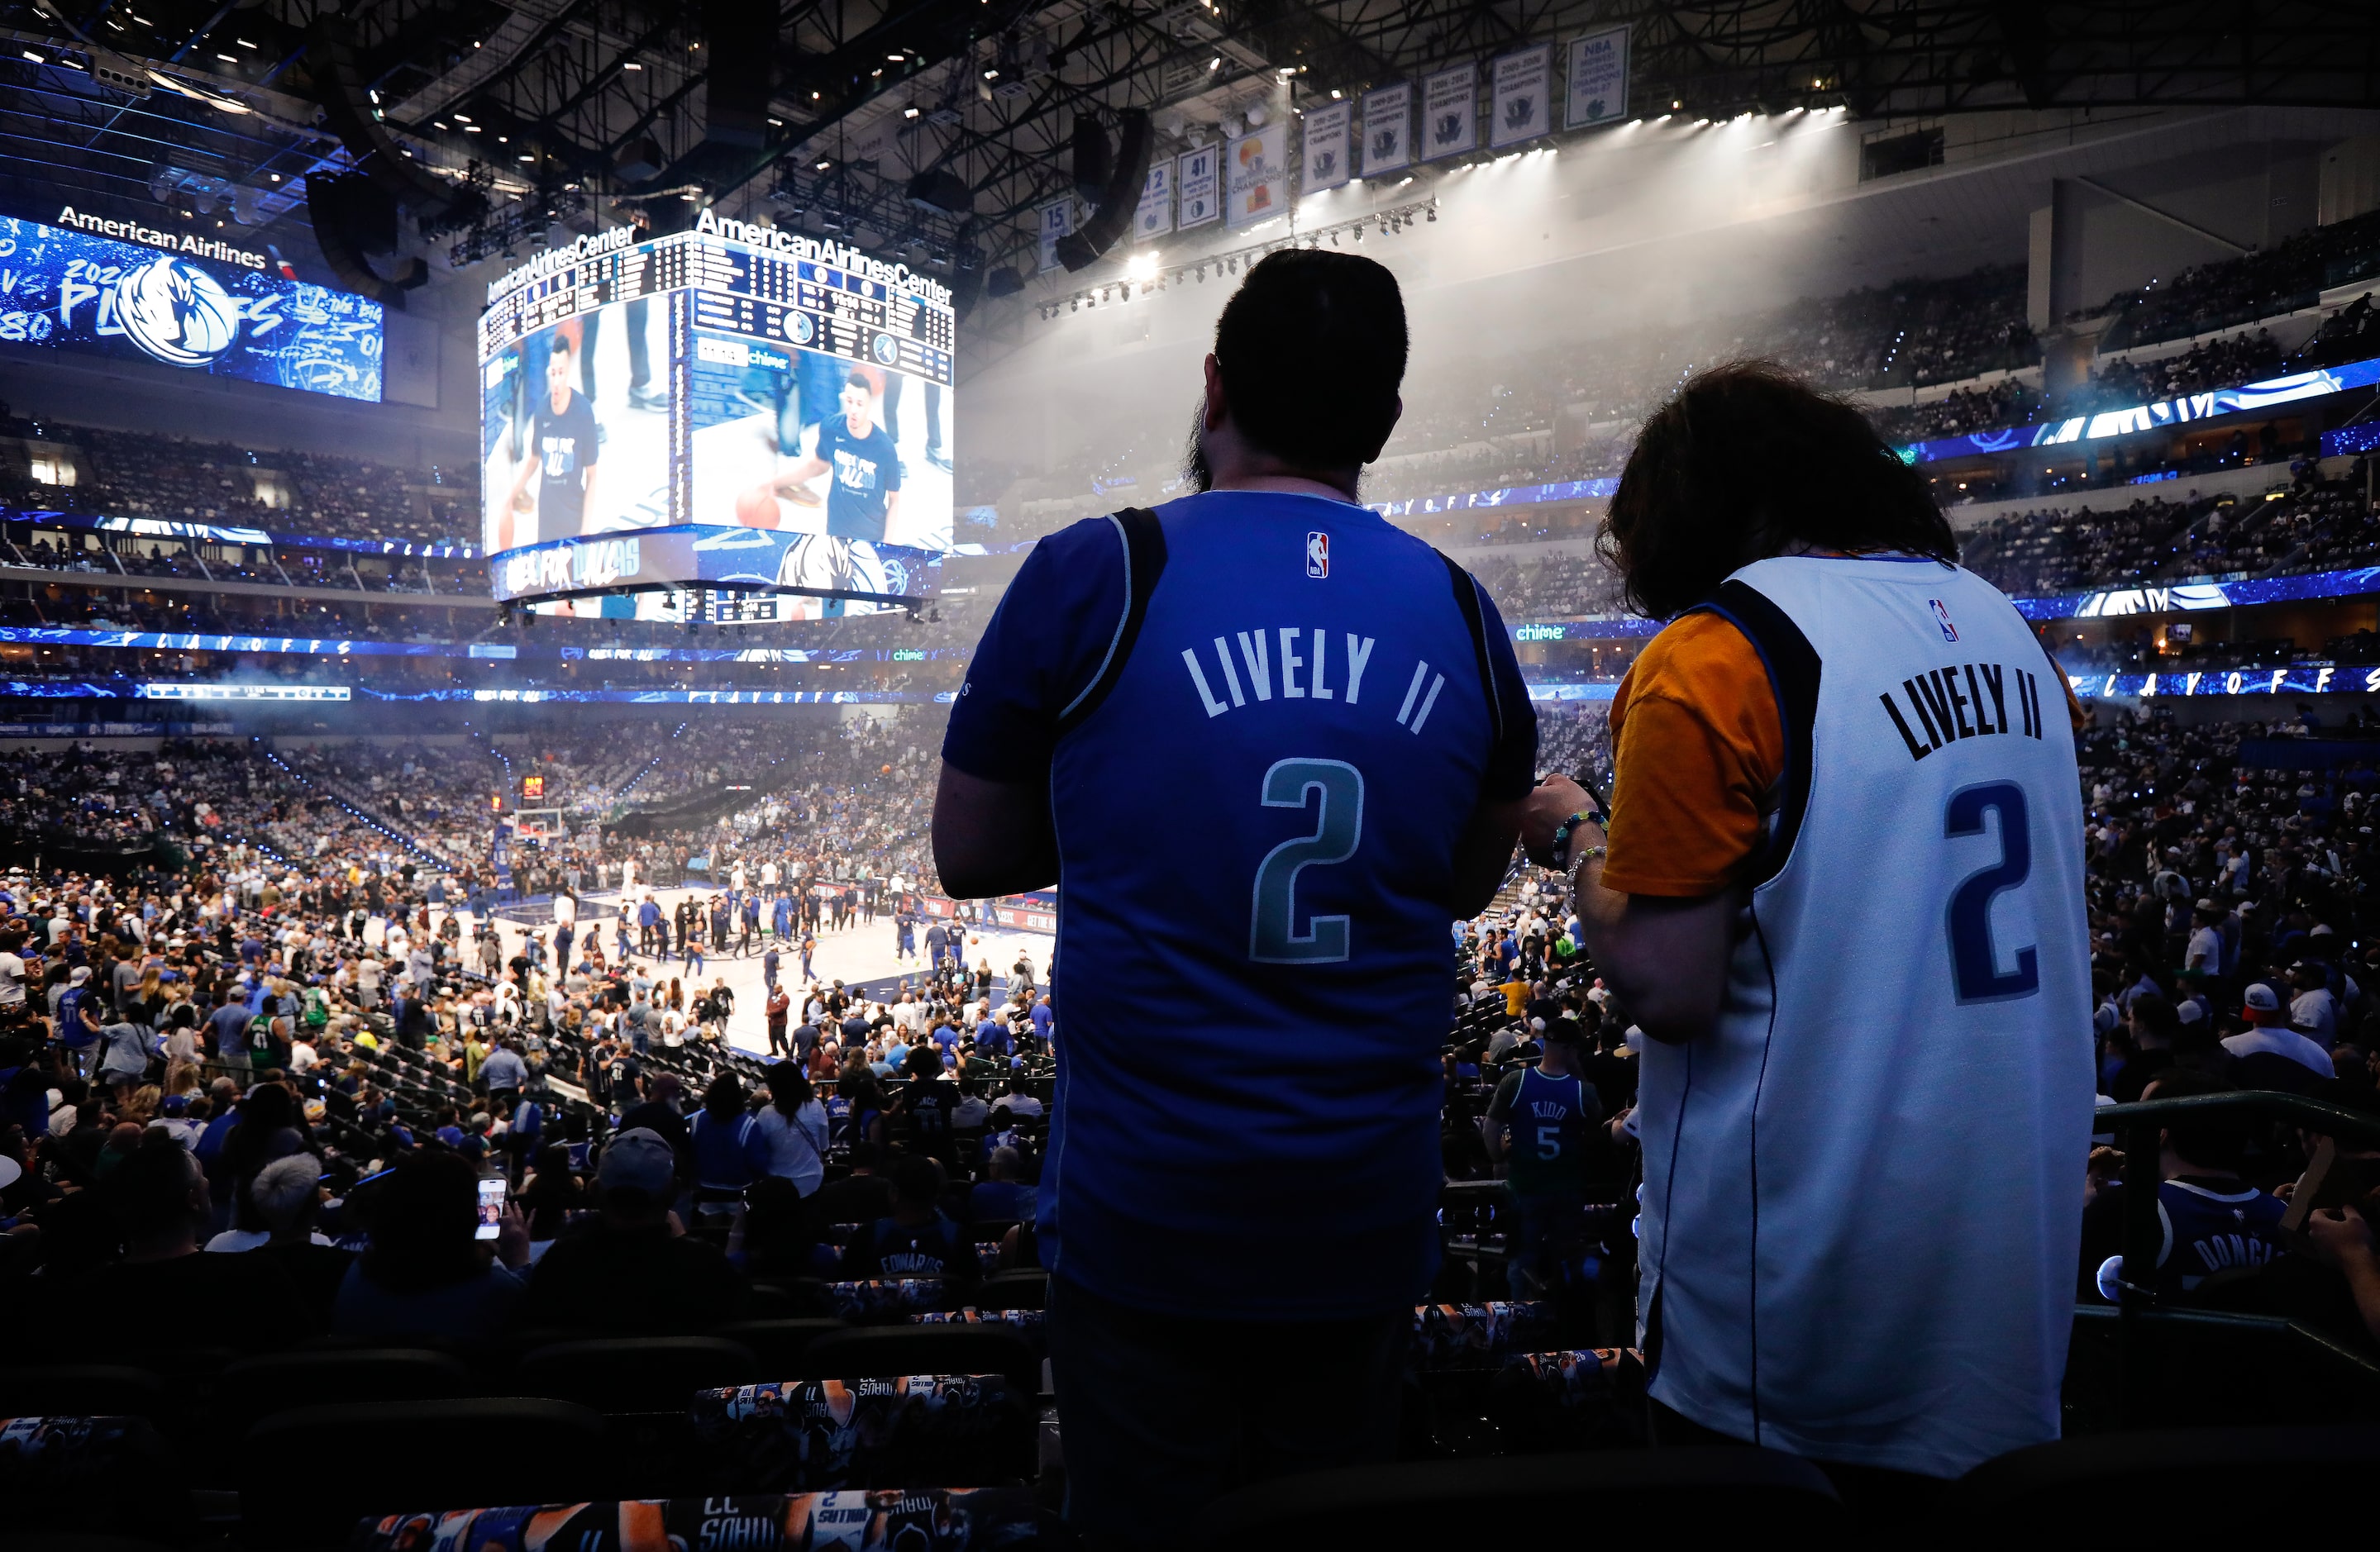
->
xmin=477 ymin=212 xmax=954 ymax=617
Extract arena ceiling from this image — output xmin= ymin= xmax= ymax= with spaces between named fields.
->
xmin=0 ymin=0 xmax=2375 ymax=294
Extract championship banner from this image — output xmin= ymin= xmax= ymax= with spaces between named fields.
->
xmin=1301 ymin=100 xmax=1352 ymax=191
xmin=1491 ymin=44 xmax=1553 ymax=147
xmin=1422 ymin=65 xmax=1478 ymax=160
xmin=1133 ymin=161 xmax=1173 ymax=240
xmin=1565 ymin=26 xmax=1630 ymax=129
xmin=1361 ymin=82 xmax=1412 ymax=175
xmin=1036 ymin=198 xmax=1074 ymax=272
xmin=1176 ymin=145 xmax=1221 ymax=229
xmin=1226 ymin=122 xmax=1290 ymax=226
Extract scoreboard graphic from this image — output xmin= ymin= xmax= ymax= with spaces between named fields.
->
xmin=478 ymin=212 xmax=954 ymax=612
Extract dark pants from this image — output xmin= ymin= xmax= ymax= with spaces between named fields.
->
xmin=1648 ymin=1399 xmax=1954 ymax=1524
xmin=1045 ymin=1275 xmax=1406 ymax=1549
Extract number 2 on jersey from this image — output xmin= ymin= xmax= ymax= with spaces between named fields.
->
xmin=1944 ymin=781 xmax=2039 ymax=1003
xmin=1250 ymin=758 xmax=1364 ymax=964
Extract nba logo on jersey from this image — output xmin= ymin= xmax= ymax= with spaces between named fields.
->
xmin=1305 ymin=531 xmax=1330 ymax=578
xmin=1929 ymin=598 xmax=1958 ymax=641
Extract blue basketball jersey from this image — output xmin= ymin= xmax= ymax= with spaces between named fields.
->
xmin=943 ymin=489 xmax=1537 ymax=1316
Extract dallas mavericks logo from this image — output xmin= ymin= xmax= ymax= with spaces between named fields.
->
xmin=1371 ymin=127 xmax=1398 ymax=160
xmin=1504 ymin=95 xmax=1535 ymax=131
xmin=1929 ymin=598 xmax=1958 ymax=642
xmin=116 ymin=256 xmax=241 ymax=367
xmin=1311 ymin=148 xmax=1338 ymax=179
xmin=1305 ymin=531 xmax=1329 ymax=578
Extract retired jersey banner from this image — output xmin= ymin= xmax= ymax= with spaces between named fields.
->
xmin=1226 ymin=123 xmax=1290 ymax=226
xmin=1491 ymin=44 xmax=1553 ymax=147
xmin=1361 ymin=82 xmax=1412 ymax=175
xmin=1037 ymin=198 xmax=1074 ymax=273
xmin=1422 ymin=65 xmax=1478 ymax=160
xmin=1301 ymin=100 xmax=1352 ymax=192
xmin=1133 ymin=161 xmax=1173 ymax=240
xmin=1566 ymin=26 xmax=1630 ymax=129
xmin=1176 ymin=145 xmax=1220 ymax=229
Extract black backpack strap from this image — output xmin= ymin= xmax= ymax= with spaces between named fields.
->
xmin=1687 ymin=578 xmax=1823 ymax=888
xmin=1437 ymin=550 xmax=1509 ymax=755
xmin=1055 ymin=507 xmax=1168 ymax=738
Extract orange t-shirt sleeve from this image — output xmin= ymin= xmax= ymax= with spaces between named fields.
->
xmin=1600 ymin=612 xmax=1785 ymax=897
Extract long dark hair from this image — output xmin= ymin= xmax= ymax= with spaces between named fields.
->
xmin=358 ymin=1150 xmax=484 ymax=1293
xmin=1600 ymin=361 xmax=1958 ymax=619
xmin=767 ymin=1061 xmax=813 ymax=1118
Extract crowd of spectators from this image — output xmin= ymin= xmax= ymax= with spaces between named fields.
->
xmin=0 ymin=411 xmax=475 ymax=548
xmin=2094 ymin=208 xmax=2380 ymax=350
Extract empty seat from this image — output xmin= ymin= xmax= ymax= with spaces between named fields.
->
xmin=711 ymin=1319 xmax=847 ymax=1378
xmin=975 ymin=1269 xmax=1048 ymax=1311
xmin=0 ymin=1369 xmax=166 ymax=1426
xmin=241 ymin=1399 xmax=608 ymax=1550
xmin=801 ymin=1326 xmax=1040 ymax=1393
xmin=1950 ymin=1426 xmax=2380 ymax=1540
xmin=1202 ymin=1449 xmax=1842 ymax=1540
xmin=214 ymin=1349 xmax=474 ymax=1432
xmin=510 ymin=1337 xmax=762 ymax=1414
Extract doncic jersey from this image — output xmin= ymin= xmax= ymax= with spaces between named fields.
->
xmin=942 ymin=491 xmax=1537 ymax=1318
xmin=1634 ymin=555 xmax=2094 ymax=1479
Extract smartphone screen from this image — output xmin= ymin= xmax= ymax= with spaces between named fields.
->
xmin=475 ymin=1174 xmax=506 ymax=1241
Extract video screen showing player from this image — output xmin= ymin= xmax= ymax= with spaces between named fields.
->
xmin=686 ymin=331 xmax=953 ymax=556
xmin=480 ymin=298 xmax=671 ymax=553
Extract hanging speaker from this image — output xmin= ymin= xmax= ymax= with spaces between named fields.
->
xmin=1055 ymin=109 xmax=1152 ymax=273
xmin=308 ymin=174 xmax=427 ymax=308
xmin=702 ymin=0 xmax=777 ymax=150
xmin=306 ymin=13 xmax=458 ymax=221
xmin=1071 ymin=116 xmax=1111 ymax=201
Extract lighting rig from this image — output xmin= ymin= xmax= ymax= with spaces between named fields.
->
xmin=1034 ymin=197 xmax=1437 ymax=319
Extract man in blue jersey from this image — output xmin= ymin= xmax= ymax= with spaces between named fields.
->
xmin=933 ymin=251 xmax=1536 ymax=1536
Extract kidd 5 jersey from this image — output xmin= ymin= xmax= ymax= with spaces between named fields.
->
xmin=1634 ymin=554 xmax=2095 ymax=1480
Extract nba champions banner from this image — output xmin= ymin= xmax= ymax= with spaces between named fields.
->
xmin=1422 ymin=65 xmax=1478 ymax=159
xmin=1361 ymin=82 xmax=1413 ymax=175
xmin=0 ymin=211 xmax=383 ymax=401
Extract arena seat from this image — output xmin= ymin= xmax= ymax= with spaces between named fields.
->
xmin=214 ymin=1349 xmax=475 ymax=1432
xmin=1948 ymin=1425 xmax=2380 ymax=1540
xmin=711 ymin=1318 xmax=847 ymax=1375
xmin=1200 ymin=1448 xmax=1843 ymax=1539
xmin=975 ymin=1269 xmax=1050 ymax=1310
xmin=510 ymin=1336 xmax=762 ymax=1413
xmin=0 ymin=1416 xmax=191 ymax=1541
xmin=240 ymin=1399 xmax=608 ymax=1550
xmin=0 ymin=1369 xmax=166 ymax=1428
xmin=800 ymin=1325 xmax=1041 ymax=1393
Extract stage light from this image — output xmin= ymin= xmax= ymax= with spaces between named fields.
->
xmin=1126 ymin=251 xmax=1158 ymax=283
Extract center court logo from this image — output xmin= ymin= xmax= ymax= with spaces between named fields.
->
xmin=1929 ymin=598 xmax=1958 ymax=642
xmin=1305 ymin=531 xmax=1330 ymax=578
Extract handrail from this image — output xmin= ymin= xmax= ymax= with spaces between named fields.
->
xmin=2097 ymin=1088 xmax=2380 ymax=1425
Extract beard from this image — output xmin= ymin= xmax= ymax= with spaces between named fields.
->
xmin=1180 ymin=400 xmax=1214 ymax=493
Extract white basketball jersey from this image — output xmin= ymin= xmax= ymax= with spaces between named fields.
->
xmin=1635 ymin=554 xmax=2094 ymax=1478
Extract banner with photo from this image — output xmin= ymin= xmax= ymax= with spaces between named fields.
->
xmin=1037 ymin=198 xmax=1074 ymax=272
xmin=1133 ymin=161 xmax=1173 ymax=240
xmin=1422 ymin=65 xmax=1478 ymax=160
xmin=1177 ymin=145 xmax=1221 ymax=229
xmin=1565 ymin=26 xmax=1630 ymax=129
xmin=1301 ymin=101 xmax=1353 ymax=192
xmin=1491 ymin=44 xmax=1553 ymax=147
xmin=1361 ymin=82 xmax=1412 ymax=175
xmin=1226 ymin=122 xmax=1290 ymax=226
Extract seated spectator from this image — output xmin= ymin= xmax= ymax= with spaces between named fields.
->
xmin=331 ymin=1150 xmax=526 ymax=1343
xmin=517 ymin=1142 xmax=588 ymax=1242
xmin=808 ymin=1140 xmax=895 ymax=1226
xmin=734 ymin=1174 xmax=830 ymax=1281
xmin=969 ymin=1145 xmax=1033 ymax=1223
xmin=68 ymin=1131 xmax=307 ymax=1349
xmin=523 ymin=1128 xmax=747 ymax=1332
xmin=841 ymin=1155 xmax=979 ymax=1297
xmin=206 ymin=1154 xmax=352 ymax=1325
xmin=2079 ymin=1069 xmax=2288 ymax=1302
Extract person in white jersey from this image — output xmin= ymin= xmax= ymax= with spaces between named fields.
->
xmin=1522 ymin=364 xmax=2094 ymax=1492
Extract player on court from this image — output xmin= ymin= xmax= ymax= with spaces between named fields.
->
xmin=933 ymin=251 xmax=1536 ymax=1535
xmin=1523 ymin=364 xmax=2094 ymax=1492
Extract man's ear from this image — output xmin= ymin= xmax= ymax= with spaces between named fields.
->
xmin=1203 ymin=354 xmax=1229 ymax=432
xmin=1357 ymin=395 xmax=1405 ymax=464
